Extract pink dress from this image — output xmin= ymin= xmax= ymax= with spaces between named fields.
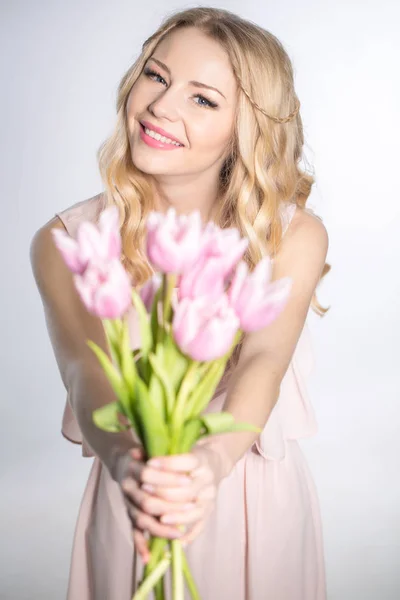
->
xmin=55 ymin=193 xmax=327 ymax=600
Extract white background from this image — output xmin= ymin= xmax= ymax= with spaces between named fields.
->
xmin=1 ymin=0 xmax=399 ymax=598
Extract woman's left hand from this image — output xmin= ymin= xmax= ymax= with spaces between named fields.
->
xmin=143 ymin=442 xmax=227 ymax=546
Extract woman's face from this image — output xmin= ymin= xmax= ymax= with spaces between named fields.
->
xmin=126 ymin=27 xmax=238 ymax=179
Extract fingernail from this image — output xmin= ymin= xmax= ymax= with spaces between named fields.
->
xmin=183 ymin=503 xmax=196 ymax=510
xmin=142 ymin=483 xmax=155 ymax=494
xmin=148 ymin=459 xmax=162 ymax=468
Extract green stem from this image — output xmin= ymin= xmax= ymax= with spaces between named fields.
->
xmin=143 ymin=536 xmax=168 ymax=579
xmin=168 ymin=359 xmax=199 ymax=454
xmin=156 ymin=275 xmax=168 ymax=348
xmin=132 ymin=553 xmax=170 ymax=600
xmin=154 ymin=577 xmax=166 ymax=600
xmin=182 ymin=550 xmax=201 ymax=600
xmin=171 ymin=540 xmax=184 ymax=600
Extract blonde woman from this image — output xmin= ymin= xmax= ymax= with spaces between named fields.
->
xmin=30 ymin=7 xmax=330 ymax=599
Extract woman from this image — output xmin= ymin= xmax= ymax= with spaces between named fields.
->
xmin=30 ymin=7 xmax=330 ymax=599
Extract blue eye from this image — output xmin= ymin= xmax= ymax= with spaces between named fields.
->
xmin=144 ymin=68 xmax=166 ymax=85
xmin=143 ymin=68 xmax=218 ymax=109
xmin=194 ymin=95 xmax=218 ymax=109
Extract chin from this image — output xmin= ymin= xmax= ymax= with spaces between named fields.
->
xmin=131 ymin=158 xmax=171 ymax=177
xmin=131 ymin=152 xmax=178 ymax=176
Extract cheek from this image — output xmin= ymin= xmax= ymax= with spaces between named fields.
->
xmin=191 ymin=118 xmax=232 ymax=152
xmin=126 ymin=93 xmax=136 ymax=130
xmin=126 ymin=83 xmax=144 ymax=120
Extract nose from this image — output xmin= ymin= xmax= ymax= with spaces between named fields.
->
xmin=148 ymin=87 xmax=181 ymax=121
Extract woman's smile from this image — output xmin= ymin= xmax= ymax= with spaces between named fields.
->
xmin=138 ymin=121 xmax=185 ymax=150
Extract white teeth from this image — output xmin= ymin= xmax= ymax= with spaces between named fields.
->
xmin=144 ymin=127 xmax=182 ymax=146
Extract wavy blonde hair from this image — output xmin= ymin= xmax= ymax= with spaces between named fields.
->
xmin=97 ymin=7 xmax=331 ymax=346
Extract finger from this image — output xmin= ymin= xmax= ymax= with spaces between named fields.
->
xmin=164 ymin=481 xmax=215 ymax=506
xmin=160 ymin=504 xmax=205 ymax=526
xmin=129 ymin=462 xmax=193 ymax=488
xmin=132 ymin=528 xmax=150 ymax=564
xmin=122 ymin=479 xmax=197 ymax=516
xmin=141 ymin=483 xmax=197 ymax=504
xmin=127 ymin=504 xmax=185 ymax=540
xmin=130 ymin=447 xmax=145 ymax=461
xmin=140 ymin=478 xmax=215 ymax=504
xmin=180 ymin=519 xmax=206 ymax=547
xmin=147 ymin=454 xmax=200 ymax=473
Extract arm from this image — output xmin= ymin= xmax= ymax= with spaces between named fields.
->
xmin=201 ymin=208 xmax=329 ymax=478
xmin=30 ymin=217 xmax=137 ymax=480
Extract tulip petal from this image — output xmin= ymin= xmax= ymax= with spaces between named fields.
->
xmin=74 ymin=272 xmax=95 ymax=312
xmin=99 ymin=206 xmax=121 ymax=261
xmin=51 ymin=228 xmax=86 ymax=274
xmin=228 ymin=261 xmax=248 ymax=306
xmin=240 ymin=277 xmax=293 ymax=331
xmin=77 ymin=222 xmax=105 ymax=263
xmin=145 ymin=208 xmax=205 ymax=274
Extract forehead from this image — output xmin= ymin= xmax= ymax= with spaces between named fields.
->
xmin=151 ymin=27 xmax=237 ymax=97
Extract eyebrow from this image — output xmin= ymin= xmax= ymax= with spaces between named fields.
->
xmin=147 ymin=57 xmax=227 ymax=100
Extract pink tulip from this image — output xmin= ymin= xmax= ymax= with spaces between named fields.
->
xmin=177 ymin=253 xmax=225 ymax=303
xmin=203 ymin=222 xmax=249 ymax=274
xmin=74 ymin=259 xmax=132 ymax=319
xmin=177 ymin=223 xmax=248 ymax=302
xmin=228 ymin=257 xmax=292 ymax=332
xmin=51 ymin=228 xmax=88 ymax=274
xmin=172 ymin=294 xmax=239 ymax=361
xmin=51 ymin=206 xmax=121 ymax=274
xmin=145 ymin=208 xmax=203 ymax=274
xmin=139 ymin=273 xmax=162 ymax=312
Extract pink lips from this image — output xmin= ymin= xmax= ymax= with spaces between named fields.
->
xmin=139 ymin=121 xmax=184 ymax=150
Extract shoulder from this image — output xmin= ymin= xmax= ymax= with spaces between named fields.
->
xmin=238 ymin=205 xmax=329 ymax=376
xmin=280 ymin=205 xmax=329 ymax=265
xmin=53 ymin=191 xmax=105 ymax=236
xmin=272 ymin=205 xmax=329 ymax=305
xmin=30 ymin=218 xmax=64 ymax=298
xmin=30 ymin=191 xmax=104 ymax=289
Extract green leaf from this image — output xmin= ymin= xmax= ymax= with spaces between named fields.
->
xmin=163 ymin=331 xmax=190 ymax=390
xmin=131 ymin=289 xmax=152 ymax=358
xmin=120 ymin=319 xmax=137 ymax=391
xmin=178 ymin=419 xmax=204 ymax=453
xmin=136 ymin=355 xmax=151 ymax=384
xmin=134 ymin=377 xmax=170 ymax=458
xmin=150 ymin=285 xmax=163 ymax=348
xmin=148 ymin=370 xmax=167 ymax=422
xmin=132 ymin=348 xmax=141 ymax=359
xmin=87 ymin=340 xmax=140 ymax=428
xmin=200 ymin=411 xmax=235 ymax=434
xmin=86 ymin=340 xmax=129 ymax=406
xmin=184 ymin=359 xmax=227 ymax=419
xmin=224 ymin=422 xmax=262 ymax=433
xmin=148 ymin=352 xmax=176 ymax=419
xmin=201 ymin=411 xmax=262 ymax=435
xmin=102 ymin=319 xmax=121 ymax=367
xmin=92 ymin=401 xmax=128 ymax=432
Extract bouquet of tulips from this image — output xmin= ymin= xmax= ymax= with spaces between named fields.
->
xmin=52 ymin=205 xmax=292 ymax=600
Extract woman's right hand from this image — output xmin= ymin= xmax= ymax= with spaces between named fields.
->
xmin=111 ymin=446 xmax=196 ymax=564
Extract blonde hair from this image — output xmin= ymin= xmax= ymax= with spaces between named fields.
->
xmin=97 ymin=7 xmax=331 ymax=343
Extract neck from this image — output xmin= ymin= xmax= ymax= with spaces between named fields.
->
xmin=150 ymin=172 xmax=220 ymax=223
